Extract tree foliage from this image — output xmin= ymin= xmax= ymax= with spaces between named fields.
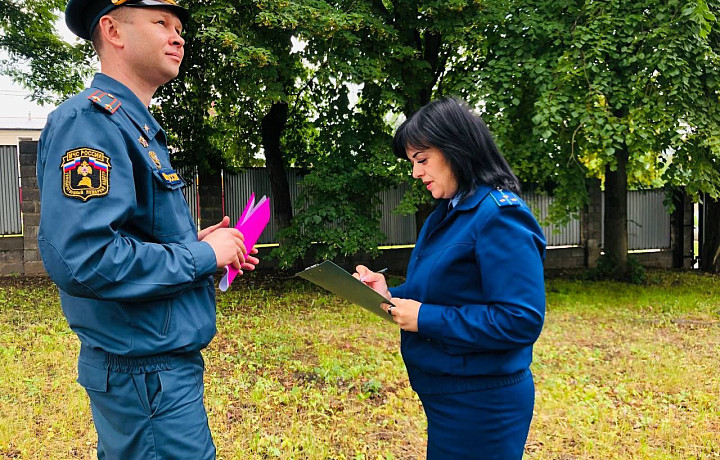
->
xmin=0 ymin=0 xmax=92 ymax=103
xmin=4 ymin=0 xmax=719 ymax=272
xmin=152 ymin=0 xmax=406 ymax=267
xmin=459 ymin=0 xmax=720 ymax=276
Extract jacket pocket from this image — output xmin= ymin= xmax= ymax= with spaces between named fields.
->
xmin=77 ymin=359 xmax=108 ymax=393
xmin=401 ymin=335 xmax=466 ymax=375
xmin=151 ymin=168 xmax=193 ymax=237
xmin=126 ymin=298 xmax=173 ymax=339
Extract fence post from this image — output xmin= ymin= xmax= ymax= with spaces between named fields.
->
xmin=19 ymin=141 xmax=45 ymax=275
xmin=671 ymin=189 xmax=694 ymax=269
xmin=684 ymin=195 xmax=695 ymax=269
xmin=198 ymin=170 xmax=223 ymax=230
xmin=582 ymin=179 xmax=602 ymax=269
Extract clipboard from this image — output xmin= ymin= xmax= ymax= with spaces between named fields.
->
xmin=296 ymin=261 xmax=395 ymax=323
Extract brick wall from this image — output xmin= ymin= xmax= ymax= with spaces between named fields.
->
xmin=20 ymin=141 xmax=44 ymax=275
xmin=0 ymin=141 xmax=44 ymax=276
xmin=0 ymin=237 xmax=23 ymax=275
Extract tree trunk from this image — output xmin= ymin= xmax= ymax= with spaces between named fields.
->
xmin=261 ymin=102 xmax=293 ymax=232
xmin=700 ymin=196 xmax=720 ymax=272
xmin=397 ymin=26 xmax=443 ymax=235
xmin=604 ymin=146 xmax=629 ymax=278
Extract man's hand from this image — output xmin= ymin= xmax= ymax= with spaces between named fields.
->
xmin=198 ymin=216 xmax=230 ymax=241
xmin=199 ymin=216 xmax=247 ymax=269
xmin=240 ymin=247 xmax=260 ymax=274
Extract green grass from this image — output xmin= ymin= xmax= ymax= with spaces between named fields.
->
xmin=1 ymin=271 xmax=719 ymax=459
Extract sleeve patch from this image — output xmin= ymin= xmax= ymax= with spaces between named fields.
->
xmin=61 ymin=148 xmax=112 ymax=201
xmin=489 ymin=189 xmax=521 ymax=207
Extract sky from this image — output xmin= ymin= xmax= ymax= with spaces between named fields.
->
xmin=0 ymin=73 xmax=55 ymax=120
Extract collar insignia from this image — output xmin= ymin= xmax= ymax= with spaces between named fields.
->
xmin=148 ymin=151 xmax=162 ymax=169
xmin=144 ymin=124 xmax=150 ymax=133
xmin=139 ymin=136 xmax=149 ymax=148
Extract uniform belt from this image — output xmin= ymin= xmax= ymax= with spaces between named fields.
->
xmin=79 ymin=344 xmax=201 ymax=373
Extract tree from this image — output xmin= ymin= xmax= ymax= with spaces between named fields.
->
xmin=367 ymin=0 xmax=491 ymax=232
xmin=152 ymin=0 xmax=403 ymax=266
xmin=463 ymin=0 xmax=720 ymax=278
xmin=0 ymin=0 xmax=92 ymax=103
xmin=276 ymin=0 xmax=504 ymax=263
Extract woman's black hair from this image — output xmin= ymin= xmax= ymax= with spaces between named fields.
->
xmin=393 ymin=97 xmax=521 ymax=195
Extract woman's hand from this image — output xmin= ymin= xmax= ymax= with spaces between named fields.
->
xmin=384 ymin=297 xmax=421 ymax=332
xmin=353 ymin=265 xmax=391 ymax=301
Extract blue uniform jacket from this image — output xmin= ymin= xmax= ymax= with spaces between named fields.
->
xmin=389 ymin=184 xmax=546 ymax=394
xmin=37 ymin=73 xmax=218 ymax=357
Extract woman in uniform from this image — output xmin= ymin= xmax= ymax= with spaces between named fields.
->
xmin=356 ymin=97 xmax=546 ymax=459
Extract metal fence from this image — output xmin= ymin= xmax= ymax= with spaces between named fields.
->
xmin=0 ymin=146 xmax=22 ymax=235
xmin=377 ymin=183 xmax=417 ymax=245
xmin=0 ymin=154 xmax=673 ymax=250
xmin=603 ymin=189 xmax=671 ymax=250
xmin=220 ymin=168 xmax=669 ymax=249
xmin=177 ymin=166 xmax=199 ymax=227
xmin=522 ymin=192 xmax=582 ymax=246
xmin=223 ymin=168 xmax=305 ymax=245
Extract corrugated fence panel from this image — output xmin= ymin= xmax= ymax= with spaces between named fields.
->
xmin=224 ymin=168 xmax=304 ymax=244
xmin=601 ymin=190 xmax=671 ymax=250
xmin=521 ymin=191 xmax=581 ymax=246
xmin=0 ymin=154 xmax=672 ymax=248
xmin=202 ymin=168 xmax=672 ymax=250
xmin=378 ymin=183 xmax=417 ymax=245
xmin=176 ymin=166 xmax=199 ymax=228
xmin=0 ymin=146 xmax=22 ymax=235
xmin=627 ymin=190 xmax=671 ymax=250
xmin=224 ymin=170 xmax=418 ymax=245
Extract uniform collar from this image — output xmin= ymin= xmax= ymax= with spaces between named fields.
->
xmin=424 ymin=183 xmax=495 ymax=241
xmin=448 ymin=193 xmax=462 ymax=209
xmin=452 ymin=183 xmax=494 ymax=212
xmin=90 ymin=73 xmax=163 ymax=140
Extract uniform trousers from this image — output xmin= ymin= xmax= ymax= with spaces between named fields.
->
xmin=417 ymin=372 xmax=534 ymax=460
xmin=78 ymin=346 xmax=215 ymax=460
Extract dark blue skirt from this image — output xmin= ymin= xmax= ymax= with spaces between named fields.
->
xmin=417 ymin=372 xmax=534 ymax=459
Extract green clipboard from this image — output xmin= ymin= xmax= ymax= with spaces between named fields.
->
xmin=296 ymin=261 xmax=395 ymax=322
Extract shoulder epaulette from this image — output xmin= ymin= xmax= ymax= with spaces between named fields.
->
xmin=489 ymin=188 xmax=521 ymax=207
xmin=88 ymin=90 xmax=122 ymax=114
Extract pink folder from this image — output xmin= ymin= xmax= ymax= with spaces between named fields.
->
xmin=219 ymin=193 xmax=270 ymax=291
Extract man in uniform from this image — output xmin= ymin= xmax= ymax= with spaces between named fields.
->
xmin=36 ymin=1 xmax=257 ymax=458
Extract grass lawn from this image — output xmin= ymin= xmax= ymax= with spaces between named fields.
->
xmin=1 ymin=270 xmax=719 ymax=459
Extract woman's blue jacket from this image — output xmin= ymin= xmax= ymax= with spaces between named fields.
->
xmin=389 ymin=184 xmax=546 ymax=394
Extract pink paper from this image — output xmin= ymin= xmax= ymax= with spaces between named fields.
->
xmin=219 ymin=194 xmax=270 ymax=291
